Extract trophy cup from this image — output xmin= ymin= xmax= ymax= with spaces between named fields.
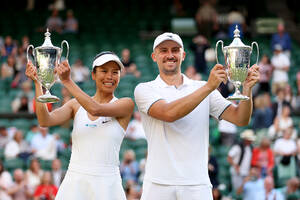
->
xmin=215 ymin=26 xmax=259 ymax=100
xmin=27 ymin=29 xmax=69 ymax=103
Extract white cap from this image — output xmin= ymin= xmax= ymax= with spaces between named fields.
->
xmin=92 ymin=52 xmax=124 ymax=71
xmin=240 ymin=129 xmax=256 ymax=141
xmin=153 ymin=32 xmax=184 ymax=50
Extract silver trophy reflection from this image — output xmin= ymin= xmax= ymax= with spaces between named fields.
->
xmin=27 ymin=29 xmax=69 ymax=103
xmin=215 ymin=26 xmax=259 ymax=100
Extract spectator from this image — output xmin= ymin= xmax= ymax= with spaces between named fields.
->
xmin=257 ymin=176 xmax=285 ymax=200
xmin=0 ymin=161 xmax=14 ymax=200
xmin=33 ymin=171 xmax=58 ymax=200
xmin=252 ymin=93 xmax=273 ymax=129
xmin=251 ymin=137 xmax=274 ymax=177
xmin=138 ymin=154 xmax=146 ymax=184
xmin=273 ymin=127 xmax=297 ymax=164
xmin=284 ymin=84 xmax=296 ymax=109
xmin=121 ymin=48 xmax=141 ymax=78
xmin=1 ymin=55 xmax=17 ymax=80
xmin=236 ymin=166 xmax=264 ymax=199
xmin=218 ymin=119 xmax=237 ymax=146
xmin=11 ymin=80 xmax=34 ymax=113
xmin=0 ymin=126 xmax=11 ymax=149
xmin=271 ymin=44 xmax=290 ymax=94
xmin=12 ymin=48 xmax=28 ymax=89
xmin=64 ymin=9 xmax=78 ymax=33
xmin=7 ymin=168 xmax=32 ymax=200
xmin=184 ymin=65 xmax=202 ymax=80
xmin=126 ymin=111 xmax=146 ymax=140
xmin=48 ymin=0 xmax=65 ymax=11
xmin=125 ymin=183 xmax=141 ymax=200
xmin=189 ymin=35 xmax=210 ymax=75
xmin=258 ymin=54 xmax=272 ymax=93
xmin=4 ymin=129 xmax=33 ymax=161
xmin=31 ymin=127 xmax=57 ymax=160
xmin=195 ymin=0 xmax=218 ymax=38
xmin=21 ymin=36 xmax=30 ymax=53
xmin=25 ymin=159 xmax=44 ymax=192
xmin=279 ymin=177 xmax=300 ymax=199
xmin=212 ymin=188 xmax=223 ymax=200
xmin=1 ymin=35 xmax=17 ymax=58
xmin=208 ymin=146 xmax=219 ymax=188
xmin=271 ymin=88 xmax=290 ymax=121
xmin=227 ymin=129 xmax=255 ymax=191
xmin=120 ymin=150 xmax=139 ymax=184
xmin=50 ymin=159 xmax=65 ymax=188
xmin=268 ymin=103 xmax=296 ymax=140
xmin=46 ymin=9 xmax=63 ymax=33
xmin=271 ymin=22 xmax=292 ymax=57
xmin=70 ymin=59 xmax=89 ymax=84
xmin=227 ymin=7 xmax=246 ymax=38
xmin=25 ymin=124 xmax=39 ymax=144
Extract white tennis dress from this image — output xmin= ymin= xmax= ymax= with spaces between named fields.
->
xmin=55 ymin=98 xmax=126 ymax=200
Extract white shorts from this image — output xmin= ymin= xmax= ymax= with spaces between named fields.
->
xmin=55 ymin=170 xmax=126 ymax=200
xmin=141 ymin=180 xmax=213 ymax=200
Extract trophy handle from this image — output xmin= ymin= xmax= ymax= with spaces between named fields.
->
xmin=26 ymin=45 xmax=35 ymax=63
xmin=215 ymin=40 xmax=224 ymax=64
xmin=251 ymin=42 xmax=259 ymax=65
xmin=61 ymin=40 xmax=69 ymax=61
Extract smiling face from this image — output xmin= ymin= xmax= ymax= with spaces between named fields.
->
xmin=92 ymin=61 xmax=121 ymax=94
xmin=152 ymin=40 xmax=185 ymax=76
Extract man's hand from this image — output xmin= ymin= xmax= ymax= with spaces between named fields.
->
xmin=206 ymin=64 xmax=227 ymax=91
xmin=243 ymin=64 xmax=260 ymax=92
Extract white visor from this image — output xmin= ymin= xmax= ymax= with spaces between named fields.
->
xmin=153 ymin=32 xmax=184 ymax=50
xmin=92 ymin=53 xmax=124 ymax=71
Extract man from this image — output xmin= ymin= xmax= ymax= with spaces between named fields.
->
xmin=227 ymin=129 xmax=255 ymax=191
xmin=270 ymin=44 xmax=290 ymax=94
xmin=236 ymin=165 xmax=264 ymax=200
xmin=7 ymin=168 xmax=32 ymax=199
xmin=271 ymin=22 xmax=291 ymax=57
xmin=30 ymin=126 xmax=57 ymax=160
xmin=134 ymin=32 xmax=259 ymax=199
xmin=51 ymin=159 xmax=66 ymax=188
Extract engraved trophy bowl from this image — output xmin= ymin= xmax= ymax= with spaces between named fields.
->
xmin=27 ymin=29 xmax=69 ymax=103
xmin=215 ymin=25 xmax=259 ymax=100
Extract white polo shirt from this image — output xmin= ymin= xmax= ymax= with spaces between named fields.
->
xmin=134 ymin=74 xmax=231 ymax=185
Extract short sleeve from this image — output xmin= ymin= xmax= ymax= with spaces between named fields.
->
xmin=228 ymin=145 xmax=240 ymax=158
xmin=209 ymin=89 xmax=231 ymax=119
xmin=134 ymin=83 xmax=163 ymax=114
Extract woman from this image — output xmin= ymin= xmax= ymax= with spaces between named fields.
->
xmin=251 ymin=137 xmax=274 ymax=177
xmin=0 ymin=161 xmax=13 ymax=200
xmin=26 ymin=51 xmax=134 ymax=200
xmin=25 ymin=158 xmax=44 ymax=194
xmin=33 ymin=171 xmax=58 ymax=200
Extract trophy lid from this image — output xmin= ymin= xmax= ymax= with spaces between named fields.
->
xmin=227 ymin=25 xmax=250 ymax=49
xmin=37 ymin=28 xmax=60 ymax=50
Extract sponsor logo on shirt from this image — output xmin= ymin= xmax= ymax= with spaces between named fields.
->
xmin=85 ymin=123 xmax=97 ymax=128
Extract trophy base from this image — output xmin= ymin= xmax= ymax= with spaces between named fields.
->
xmin=226 ymin=94 xmax=249 ymax=101
xmin=37 ymin=94 xmax=60 ymax=103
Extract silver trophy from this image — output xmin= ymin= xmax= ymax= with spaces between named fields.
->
xmin=215 ymin=26 xmax=259 ymax=100
xmin=27 ymin=29 xmax=69 ymax=103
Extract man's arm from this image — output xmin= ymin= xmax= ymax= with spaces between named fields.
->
xmin=148 ymin=64 xmax=227 ymax=122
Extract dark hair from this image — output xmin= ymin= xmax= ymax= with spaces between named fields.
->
xmin=93 ymin=51 xmax=117 ymax=73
